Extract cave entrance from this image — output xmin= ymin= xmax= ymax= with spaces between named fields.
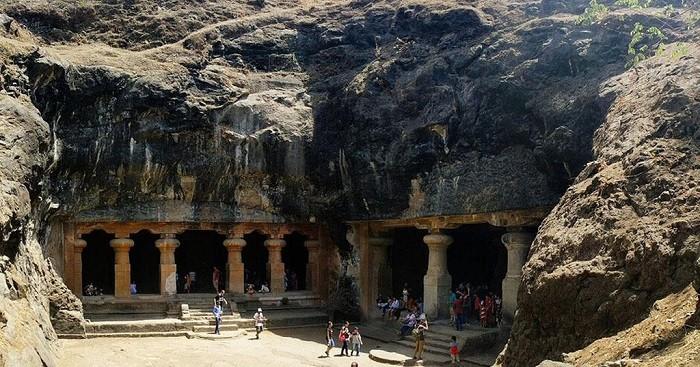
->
xmin=282 ymin=232 xmax=308 ymax=291
xmin=82 ymin=230 xmax=115 ymax=295
xmin=242 ymin=231 xmax=269 ymax=289
xmin=390 ymin=227 xmax=429 ymax=301
xmin=129 ymin=230 xmax=160 ymax=294
xmin=175 ymin=230 xmax=227 ymax=293
xmin=446 ymin=224 xmax=507 ymax=298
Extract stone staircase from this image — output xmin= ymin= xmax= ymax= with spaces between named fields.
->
xmin=362 ymin=319 xmax=505 ymax=366
xmin=70 ymin=292 xmax=328 ymax=338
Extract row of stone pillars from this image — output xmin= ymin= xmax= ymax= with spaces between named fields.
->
xmin=420 ymin=229 xmax=533 ymax=320
xmin=72 ymin=234 xmax=322 ymax=298
xmin=364 ymin=228 xmax=533 ymax=321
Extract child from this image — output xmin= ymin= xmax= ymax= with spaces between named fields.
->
xmin=350 ymin=327 xmax=363 ymax=356
xmin=449 ymin=336 xmax=460 ymax=365
xmin=212 ymin=304 xmax=222 ymax=335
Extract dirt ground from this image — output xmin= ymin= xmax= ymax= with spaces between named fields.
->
xmin=58 ymin=328 xmax=394 ymax=367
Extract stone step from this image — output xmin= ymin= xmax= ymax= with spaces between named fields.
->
xmin=192 ymin=324 xmax=240 ymax=333
xmin=85 ymin=331 xmax=191 ymax=338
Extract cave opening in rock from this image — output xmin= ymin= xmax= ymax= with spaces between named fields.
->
xmin=390 ymin=228 xmax=429 ymax=298
xmin=389 ymin=224 xmax=507 ymax=303
xmin=446 ymin=224 xmax=507 ymax=297
xmin=175 ymin=230 xmax=227 ymax=293
xmin=82 ymin=230 xmax=115 ymax=295
xmin=242 ymin=231 xmax=269 ymax=289
xmin=282 ymin=231 xmax=308 ymax=291
xmin=129 ymin=230 xmax=160 ymax=294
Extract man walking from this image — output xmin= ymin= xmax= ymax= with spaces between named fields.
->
xmin=253 ymin=308 xmax=266 ymax=339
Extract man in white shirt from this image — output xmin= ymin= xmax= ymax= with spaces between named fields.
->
xmin=253 ymin=308 xmax=266 ymax=339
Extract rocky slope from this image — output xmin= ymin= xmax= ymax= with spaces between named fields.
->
xmin=0 ymin=0 xmax=698 ymax=366
xmin=499 ymin=41 xmax=700 ymax=366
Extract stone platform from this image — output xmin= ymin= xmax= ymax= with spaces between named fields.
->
xmin=68 ymin=291 xmax=328 ymax=338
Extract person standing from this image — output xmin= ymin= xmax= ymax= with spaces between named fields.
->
xmin=184 ymin=273 xmax=192 ymax=293
xmin=402 ymin=283 xmax=409 ymax=304
xmin=213 ymin=304 xmax=222 ymax=335
xmin=350 ymin=327 xmax=363 ymax=356
xmin=453 ymin=296 xmax=464 ymax=331
xmin=253 ymin=308 xmax=266 ymax=339
xmin=413 ymin=316 xmax=428 ymax=360
xmin=449 ymin=335 xmax=460 ymax=365
xmin=212 ymin=266 xmax=221 ymax=292
xmin=448 ymin=290 xmax=457 ymax=326
xmin=339 ymin=321 xmax=350 ymax=356
xmin=325 ymin=321 xmax=335 ymax=357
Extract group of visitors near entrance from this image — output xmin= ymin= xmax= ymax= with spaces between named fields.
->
xmin=210 ymin=288 xmax=267 ymax=337
xmin=450 ymin=282 xmax=502 ymax=330
xmin=373 ymin=283 xmax=430 ymax=360
xmin=323 ymin=321 xmax=366 ymax=358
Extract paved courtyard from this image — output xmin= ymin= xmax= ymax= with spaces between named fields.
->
xmin=59 ymin=327 xmax=395 ymax=367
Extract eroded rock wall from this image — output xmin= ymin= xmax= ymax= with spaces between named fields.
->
xmin=500 ymin=44 xmax=700 ymax=366
xmin=0 ymin=26 xmax=84 ymax=364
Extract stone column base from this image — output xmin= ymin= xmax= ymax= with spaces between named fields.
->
xmin=424 ymin=272 xmax=451 ymax=319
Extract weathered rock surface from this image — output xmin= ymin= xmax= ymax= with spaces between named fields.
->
xmin=499 ymin=44 xmax=700 ymax=366
xmin=2 ymin=0 xmax=644 ymax=224
xmin=0 ymin=1 xmax=698 ymax=366
xmin=0 ymin=23 xmax=84 ymax=366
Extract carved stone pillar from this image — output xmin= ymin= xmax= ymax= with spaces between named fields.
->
xmin=110 ymin=238 xmax=134 ymax=298
xmin=155 ymin=234 xmax=179 ymax=296
xmin=304 ymin=240 xmax=321 ymax=293
xmin=72 ymin=238 xmax=87 ymax=296
xmin=369 ymin=236 xmax=392 ymax=312
xmin=265 ymin=238 xmax=286 ymax=294
xmin=501 ymin=231 xmax=534 ymax=320
xmin=423 ymin=232 xmax=453 ymax=319
xmin=224 ymin=236 xmax=246 ymax=294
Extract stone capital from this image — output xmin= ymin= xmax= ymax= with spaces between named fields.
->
xmin=74 ymin=239 xmax=87 ymax=252
xmin=265 ymin=238 xmax=286 ymax=250
xmin=423 ymin=233 xmax=453 ymax=249
xmin=223 ymin=237 xmax=246 ymax=251
xmin=110 ymin=238 xmax=134 ymax=251
xmin=155 ymin=236 xmax=180 ymax=252
xmin=501 ymin=232 xmax=534 ymax=249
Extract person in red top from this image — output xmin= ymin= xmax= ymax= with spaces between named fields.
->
xmin=453 ymin=297 xmax=464 ymax=331
xmin=484 ymin=294 xmax=494 ymax=327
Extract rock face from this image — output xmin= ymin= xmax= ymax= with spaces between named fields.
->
xmin=0 ymin=24 xmax=84 ymax=364
xmin=499 ymin=45 xmax=700 ymax=366
xmin=3 ymin=0 xmax=636 ymax=225
xmin=0 ymin=1 xmax=697 ymax=366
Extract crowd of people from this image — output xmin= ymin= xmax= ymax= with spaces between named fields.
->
xmin=450 ymin=283 xmax=502 ymax=330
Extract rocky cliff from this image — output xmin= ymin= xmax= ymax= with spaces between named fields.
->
xmin=0 ymin=20 xmax=83 ymax=366
xmin=499 ymin=40 xmax=700 ymax=367
xmin=0 ymin=0 xmax=697 ymax=366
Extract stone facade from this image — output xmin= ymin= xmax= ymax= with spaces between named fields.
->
xmin=64 ymin=222 xmax=325 ymax=299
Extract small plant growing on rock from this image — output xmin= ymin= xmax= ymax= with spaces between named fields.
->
xmin=578 ymin=0 xmax=609 ymax=25
xmin=627 ymin=22 xmax=666 ymax=67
